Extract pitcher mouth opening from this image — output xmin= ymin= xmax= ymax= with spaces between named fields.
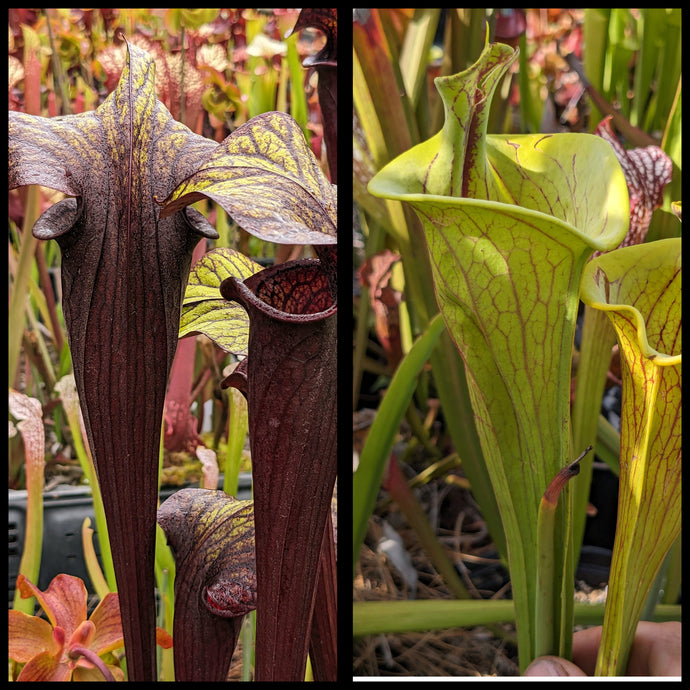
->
xmin=220 ymin=257 xmax=337 ymax=324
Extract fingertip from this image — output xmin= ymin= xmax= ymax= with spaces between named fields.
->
xmin=524 ymin=656 xmax=587 ymax=677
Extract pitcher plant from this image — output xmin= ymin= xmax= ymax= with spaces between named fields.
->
xmin=10 ymin=27 xmax=337 ymax=680
xmin=9 ymin=37 xmax=219 ymax=680
xmin=580 ymin=238 xmax=681 ymax=675
xmin=368 ymin=39 xmax=629 ymax=669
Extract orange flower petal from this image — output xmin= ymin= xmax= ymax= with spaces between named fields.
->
xmin=8 ymin=609 xmax=58 ymax=662
xmin=88 ymin=592 xmax=125 ymax=655
xmin=16 ymin=573 xmax=88 ymax=635
xmin=16 ymin=650 xmax=72 ymax=682
xmin=52 ymin=625 xmax=66 ymax=646
xmin=68 ymin=619 xmax=96 ymax=650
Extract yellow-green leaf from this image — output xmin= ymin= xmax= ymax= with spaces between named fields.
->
xmin=159 ymin=111 xmax=337 ymax=246
xmin=368 ymin=40 xmax=630 ymax=670
xmin=179 ymin=247 xmax=263 ymax=355
xmin=580 ymin=238 xmax=681 ymax=676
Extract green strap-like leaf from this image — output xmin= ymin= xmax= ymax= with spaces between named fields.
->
xmin=159 ymin=111 xmax=337 ymax=246
xmin=353 ymin=313 xmax=446 ymax=571
xmin=353 ymin=599 xmax=681 ymax=638
xmin=179 ymin=247 xmax=263 ymax=355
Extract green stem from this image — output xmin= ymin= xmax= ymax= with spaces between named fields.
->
xmin=534 ymin=445 xmax=592 ymax=659
xmin=10 ymin=390 xmax=46 ymax=614
xmin=411 ymin=453 xmax=463 ymax=489
xmin=224 ymin=386 xmax=248 ymax=497
xmin=81 ymin=519 xmax=109 ymax=606
xmin=241 ymin=611 xmax=255 ymax=682
xmin=154 ymin=529 xmax=176 ymax=682
xmin=595 ymin=414 xmax=621 ymax=475
xmin=429 ymin=331 xmax=507 ymax=561
xmin=60 ymin=382 xmax=116 ymax=592
xmin=34 ymin=243 xmax=65 ymax=352
xmin=662 ymin=534 xmax=682 ymax=606
xmin=571 ymin=305 xmax=616 ymax=556
xmin=403 ymin=404 xmax=442 ymax=460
